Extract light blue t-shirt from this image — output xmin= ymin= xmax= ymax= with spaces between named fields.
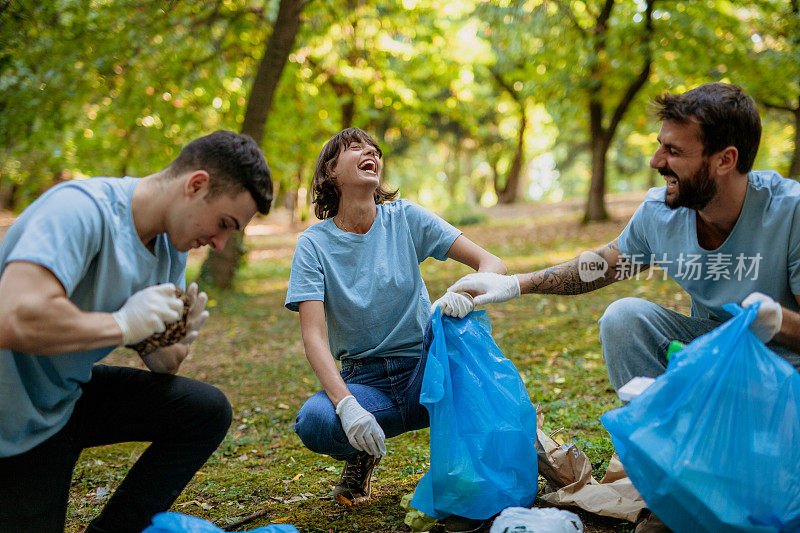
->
xmin=0 ymin=177 xmax=187 ymax=457
xmin=618 ymin=170 xmax=800 ymax=321
xmin=285 ymin=199 xmax=461 ymax=361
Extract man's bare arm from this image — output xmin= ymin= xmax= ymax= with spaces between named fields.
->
xmin=518 ymin=239 xmax=648 ymax=295
xmin=0 ymin=261 xmax=123 ymax=354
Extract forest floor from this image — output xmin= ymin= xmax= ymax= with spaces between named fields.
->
xmin=61 ymin=192 xmax=689 ymax=532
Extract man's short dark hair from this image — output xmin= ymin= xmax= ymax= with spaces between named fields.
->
xmin=311 ymin=127 xmax=398 ymax=220
xmin=654 ymin=82 xmax=761 ymax=174
xmin=167 ymin=130 xmax=273 ymax=214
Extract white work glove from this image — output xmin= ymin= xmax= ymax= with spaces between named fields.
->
xmin=447 ymin=272 xmax=521 ymax=307
xmin=335 ymin=395 xmax=386 ymax=458
xmin=742 ymin=291 xmax=783 ymax=342
xmin=112 ymin=283 xmax=184 ymax=345
xmin=179 ymin=282 xmax=210 ymax=345
xmin=430 ymin=291 xmax=474 ymax=318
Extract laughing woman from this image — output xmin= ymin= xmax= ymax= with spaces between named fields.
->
xmin=285 ymin=127 xmax=505 ymax=522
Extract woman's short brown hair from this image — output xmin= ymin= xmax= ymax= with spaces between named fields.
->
xmin=312 ymin=127 xmax=398 ymax=220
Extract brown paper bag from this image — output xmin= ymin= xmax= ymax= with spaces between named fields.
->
xmin=536 ymin=417 xmax=647 ymax=523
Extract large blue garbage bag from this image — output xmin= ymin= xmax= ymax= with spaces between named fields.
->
xmin=602 ymin=303 xmax=800 ymax=532
xmin=410 ymin=310 xmax=538 ymax=520
xmin=142 ymin=512 xmax=299 ymax=533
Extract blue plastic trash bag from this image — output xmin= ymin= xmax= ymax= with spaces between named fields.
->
xmin=411 ymin=310 xmax=539 ymax=520
xmin=142 ymin=512 xmax=299 ymax=533
xmin=602 ymin=303 xmax=800 ymax=533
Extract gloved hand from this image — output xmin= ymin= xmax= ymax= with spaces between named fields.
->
xmin=742 ymin=291 xmax=783 ymax=342
xmin=447 ymin=273 xmax=521 ymax=306
xmin=335 ymin=395 xmax=386 ymax=457
xmin=430 ymin=291 xmax=474 ymax=318
xmin=112 ymin=283 xmax=184 ymax=345
xmin=179 ymin=282 xmax=210 ymax=345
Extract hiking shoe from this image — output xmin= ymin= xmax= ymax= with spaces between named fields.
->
xmin=332 ymin=451 xmax=381 ymax=505
xmin=635 ymin=510 xmax=672 ymax=533
xmin=443 ymin=515 xmax=492 ymax=533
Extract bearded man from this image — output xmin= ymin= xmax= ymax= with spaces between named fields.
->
xmin=447 ymin=82 xmax=800 ymax=390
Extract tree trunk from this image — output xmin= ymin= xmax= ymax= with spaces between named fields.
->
xmin=0 ymin=179 xmax=16 ymax=211
xmin=304 ymin=55 xmax=356 ymax=129
xmin=584 ymin=100 xmax=610 ymax=222
xmin=290 ymin=162 xmax=306 ymax=224
xmin=582 ymin=0 xmax=653 ymax=223
xmin=496 ymin=107 xmax=527 ymax=204
xmin=490 ymin=69 xmax=527 ymax=204
xmin=240 ymin=0 xmax=306 ymax=146
xmin=201 ymin=0 xmax=307 ymax=289
xmin=790 ymin=105 xmax=800 ymax=178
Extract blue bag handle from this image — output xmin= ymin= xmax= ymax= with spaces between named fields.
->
xmin=721 ymin=301 xmax=760 ymax=339
xmin=420 ymin=310 xmax=446 ymax=404
xmin=721 ymin=301 xmax=757 ymax=322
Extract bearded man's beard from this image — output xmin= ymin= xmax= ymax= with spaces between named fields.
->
xmin=661 ymin=161 xmax=717 ymax=210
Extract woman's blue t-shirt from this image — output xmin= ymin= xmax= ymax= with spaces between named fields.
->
xmin=285 ymin=199 xmax=461 ymax=361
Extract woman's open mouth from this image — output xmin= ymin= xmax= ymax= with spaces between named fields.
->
xmin=358 ymin=159 xmax=377 ymax=175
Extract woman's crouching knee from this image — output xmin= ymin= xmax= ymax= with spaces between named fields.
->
xmin=294 ymin=393 xmax=349 ymax=456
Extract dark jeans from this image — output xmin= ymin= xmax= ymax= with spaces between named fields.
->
xmin=0 ymin=365 xmax=232 ymax=533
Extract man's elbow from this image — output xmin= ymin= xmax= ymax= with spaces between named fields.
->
xmin=0 ymin=313 xmax=28 ymax=352
xmin=0 ymin=299 xmax=50 ymax=352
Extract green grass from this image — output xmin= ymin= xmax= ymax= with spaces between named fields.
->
xmin=66 ymin=200 xmax=685 ymax=532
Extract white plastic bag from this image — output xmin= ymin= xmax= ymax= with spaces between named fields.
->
xmin=489 ymin=507 xmax=583 ymax=533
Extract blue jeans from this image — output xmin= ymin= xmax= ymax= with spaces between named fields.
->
xmin=599 ymin=297 xmax=800 ymax=392
xmin=295 ymin=348 xmax=430 ymax=461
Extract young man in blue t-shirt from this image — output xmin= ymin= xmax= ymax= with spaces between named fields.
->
xmin=0 ymin=131 xmax=272 ymax=532
xmin=447 ymin=83 xmax=800 ymax=390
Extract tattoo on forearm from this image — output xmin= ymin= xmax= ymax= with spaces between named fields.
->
xmin=524 ymin=260 xmax=607 ymax=295
xmin=523 ymin=241 xmax=623 ymax=296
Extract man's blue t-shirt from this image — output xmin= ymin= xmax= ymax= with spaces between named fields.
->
xmin=285 ymin=199 xmax=461 ymax=361
xmin=618 ymin=170 xmax=800 ymax=321
xmin=0 ymin=177 xmax=187 ymax=457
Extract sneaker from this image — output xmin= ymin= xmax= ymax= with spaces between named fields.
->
xmin=443 ymin=515 xmax=491 ymax=533
xmin=332 ymin=451 xmax=381 ymax=505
